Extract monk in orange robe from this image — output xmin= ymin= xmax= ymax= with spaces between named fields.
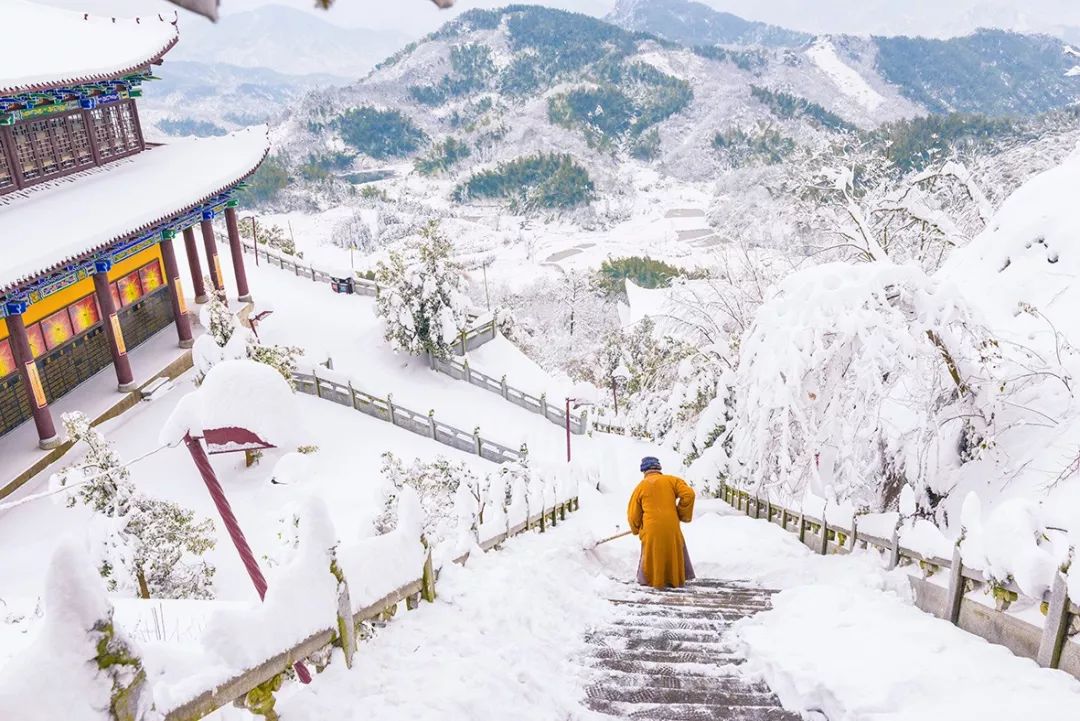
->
xmin=628 ymin=456 xmax=696 ymax=588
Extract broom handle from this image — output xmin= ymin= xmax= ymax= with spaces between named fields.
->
xmin=595 ymin=529 xmax=633 ymax=546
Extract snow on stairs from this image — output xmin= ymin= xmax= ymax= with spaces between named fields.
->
xmin=581 ymin=579 xmax=799 ymax=721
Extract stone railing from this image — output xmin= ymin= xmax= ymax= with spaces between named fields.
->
xmin=294 ymin=368 xmax=524 ymax=464
xmin=428 ymin=354 xmax=588 ymax=436
xmin=154 ymin=493 xmax=580 ymax=720
xmin=717 ymin=482 xmax=1080 ymax=678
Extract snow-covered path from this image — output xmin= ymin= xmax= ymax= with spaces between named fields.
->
xmin=272 ymin=491 xmax=620 ymax=721
xmin=265 ymin=502 xmax=1080 ymax=721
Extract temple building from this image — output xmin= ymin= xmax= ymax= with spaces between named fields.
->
xmin=0 ymin=1 xmax=269 ymax=449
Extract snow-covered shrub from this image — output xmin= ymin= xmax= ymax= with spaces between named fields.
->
xmin=51 ymin=412 xmax=216 ymax=599
xmin=202 ymin=289 xmax=237 ymax=347
xmin=0 ymin=543 xmax=145 ymax=721
xmin=376 ymin=452 xmax=480 ymax=545
xmin=246 ymin=341 xmax=303 ymax=388
xmin=240 ymin=220 xmax=298 ymax=257
xmin=196 ymin=291 xmax=302 ymax=387
xmin=734 ymin=261 xmax=997 ymax=512
xmin=374 ymin=221 xmax=469 ymax=359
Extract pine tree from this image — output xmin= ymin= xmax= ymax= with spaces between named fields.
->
xmin=375 ymin=221 xmax=469 ymax=358
xmin=51 ymin=412 xmax=217 ymax=599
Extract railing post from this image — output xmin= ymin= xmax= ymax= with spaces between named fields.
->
xmin=540 ymin=393 xmax=548 ymax=420
xmin=473 ymin=427 xmax=482 ymax=456
xmin=428 ymin=410 xmax=437 ymax=440
xmin=464 ymin=358 xmax=472 ymax=384
xmin=818 ymin=516 xmax=829 ymax=555
xmin=313 ymin=371 xmax=323 ymax=398
xmin=944 ymin=543 xmax=965 ymax=625
xmin=421 ymin=546 xmax=436 ymax=602
xmin=387 ymin=394 xmax=396 ymax=425
xmin=1037 ymin=568 xmax=1074 ymax=669
xmin=500 ymin=375 xmax=509 ymax=400
xmin=888 ymin=521 xmax=902 ymax=570
xmin=765 ymin=498 xmax=772 ymax=523
xmin=781 ymin=509 xmax=789 ymax=530
xmin=333 ymin=561 xmax=357 ymax=669
xmin=797 ymin=510 xmax=806 ymax=544
xmin=348 ymin=380 xmax=358 ymax=410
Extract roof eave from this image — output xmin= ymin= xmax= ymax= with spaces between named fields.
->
xmin=0 ymin=32 xmax=179 ymax=97
xmin=0 ymin=140 xmax=269 ymax=298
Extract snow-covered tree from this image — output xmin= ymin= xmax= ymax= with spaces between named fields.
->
xmin=733 ymin=262 xmax=999 ymax=512
xmin=330 ymin=209 xmax=375 ymax=252
xmin=51 ymin=412 xmax=216 ymax=598
xmin=375 ymin=221 xmax=470 ymax=358
xmin=375 ymin=452 xmax=480 ymax=545
xmin=797 ymin=141 xmax=991 ymax=272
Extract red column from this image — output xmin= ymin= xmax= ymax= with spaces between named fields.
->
xmin=4 ymin=304 xmax=60 ymax=449
xmin=160 ymin=233 xmax=194 ymax=349
xmin=183 ymin=227 xmax=208 ymax=304
xmin=200 ymin=214 xmax=224 ymax=293
xmin=224 ymin=206 xmax=252 ymax=302
xmin=93 ymin=262 xmax=136 ymax=392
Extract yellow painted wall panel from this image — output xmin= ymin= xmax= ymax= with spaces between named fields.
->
xmin=5 ymin=244 xmax=167 ymax=335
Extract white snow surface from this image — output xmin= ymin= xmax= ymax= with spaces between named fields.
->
xmin=0 ymin=126 xmax=269 ymax=294
xmin=0 ymin=0 xmax=178 ymax=94
xmin=806 ymin=38 xmax=886 ymax=112
xmin=0 ymin=543 xmax=116 ymax=721
xmin=738 ymin=582 xmax=1080 ymax=720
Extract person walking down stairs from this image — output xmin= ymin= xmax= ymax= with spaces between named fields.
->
xmin=627 ymin=456 xmax=696 ymax=589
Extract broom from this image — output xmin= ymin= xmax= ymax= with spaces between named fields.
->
xmin=584 ymin=529 xmax=633 ymax=551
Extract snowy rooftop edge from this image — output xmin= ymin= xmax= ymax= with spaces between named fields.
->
xmin=0 ymin=126 xmax=271 ymax=295
xmin=0 ymin=0 xmax=179 ymax=95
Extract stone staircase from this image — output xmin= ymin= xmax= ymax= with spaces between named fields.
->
xmin=581 ymin=579 xmax=800 ymax=720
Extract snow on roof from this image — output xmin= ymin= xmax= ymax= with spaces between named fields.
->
xmin=0 ymin=1 xmax=179 ymax=95
xmin=0 ymin=126 xmax=270 ymax=295
xmin=622 ymin=279 xmax=670 ymax=328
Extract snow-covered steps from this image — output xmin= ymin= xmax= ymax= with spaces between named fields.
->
xmin=582 ymin=579 xmax=798 ymax=721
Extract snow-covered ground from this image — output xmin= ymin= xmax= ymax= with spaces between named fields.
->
xmin=258 ymin=502 xmax=1080 ymax=721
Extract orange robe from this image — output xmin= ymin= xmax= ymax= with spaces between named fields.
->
xmin=627 ymin=471 xmax=696 ymax=588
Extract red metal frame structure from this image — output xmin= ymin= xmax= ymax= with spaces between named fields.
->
xmin=182 ymin=429 xmax=311 ymax=683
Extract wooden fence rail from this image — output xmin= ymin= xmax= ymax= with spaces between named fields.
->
xmin=159 ymin=496 xmax=580 ymax=720
xmin=294 ymin=369 xmax=524 ymax=464
xmin=717 ymin=482 xmax=1080 ymax=678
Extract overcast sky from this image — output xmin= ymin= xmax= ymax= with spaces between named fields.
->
xmin=37 ymin=0 xmax=1080 ymax=38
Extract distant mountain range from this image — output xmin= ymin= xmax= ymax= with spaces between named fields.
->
xmin=606 ymin=0 xmax=1080 ymax=115
xmin=607 ymin=0 xmax=810 ymax=47
xmin=170 ymin=5 xmax=410 ymax=79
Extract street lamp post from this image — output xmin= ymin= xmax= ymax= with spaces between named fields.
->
xmin=565 ymin=397 xmax=594 ymax=463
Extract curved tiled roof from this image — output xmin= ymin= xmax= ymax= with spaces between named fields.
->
xmin=0 ymin=126 xmax=271 ymax=296
xmin=0 ymin=1 xmax=179 ymax=96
